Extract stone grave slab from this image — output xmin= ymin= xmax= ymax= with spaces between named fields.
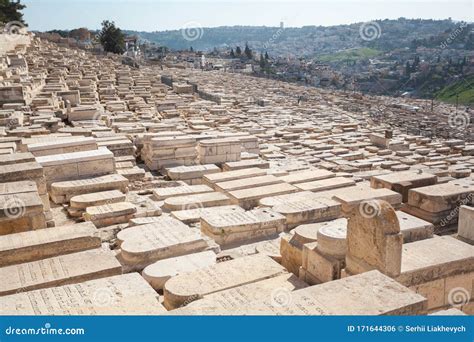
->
xmin=277 ymin=169 xmax=335 ymax=184
xmin=173 ymin=273 xmax=307 ymax=314
xmin=203 ymin=167 xmax=267 ymax=188
xmin=171 ymin=205 xmax=244 ymax=224
xmin=163 ymin=254 xmax=287 ymax=309
xmin=153 ymin=184 xmax=213 ymax=201
xmin=68 ymin=190 xmax=126 ymax=217
xmin=201 ymin=208 xmax=286 ymax=247
xmin=371 ymin=171 xmax=438 ymax=202
xmin=295 ymin=176 xmax=356 ymax=192
xmin=117 ymin=217 xmax=210 ymax=270
xmin=215 ymin=174 xmax=284 ymax=193
xmin=228 ymin=183 xmax=299 ymax=210
xmin=0 ymin=273 xmax=166 ymax=315
xmin=0 ymin=222 xmax=100 ymax=267
xmin=50 ymin=174 xmax=129 ymax=204
xmin=0 ymin=248 xmax=121 ymax=296
xmin=83 ymin=202 xmax=136 ymax=227
xmin=142 ymin=250 xmax=217 ymax=290
xmin=163 ymin=192 xmax=231 ymax=211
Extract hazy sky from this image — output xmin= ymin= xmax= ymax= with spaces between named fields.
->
xmin=23 ymin=0 xmax=473 ymax=31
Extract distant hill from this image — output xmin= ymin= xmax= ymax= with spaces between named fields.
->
xmin=436 ymin=75 xmax=474 ymax=105
xmin=126 ymin=18 xmax=463 ymax=57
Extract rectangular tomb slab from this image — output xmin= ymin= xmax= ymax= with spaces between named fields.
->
xmin=117 ymin=217 xmax=210 ymax=270
xmin=153 ymin=184 xmax=213 ymax=201
xmin=228 ymin=183 xmax=299 ymax=210
xmin=407 ymin=180 xmax=474 ymax=213
xmin=203 ymin=167 xmax=267 ymax=188
xmin=331 ymin=186 xmax=402 ymax=214
xmin=0 ymin=248 xmax=122 ymax=296
xmin=215 ymin=175 xmax=284 ymax=193
xmin=0 ymin=191 xmax=46 ymax=235
xmin=0 ymin=222 xmax=100 ymax=267
xmin=396 ymin=236 xmax=474 ymax=287
xmin=371 ymin=171 xmax=437 ymax=202
xmin=295 ymin=176 xmax=356 ymax=192
xmin=201 ymin=208 xmax=286 ymax=247
xmin=270 ymin=197 xmax=342 ymax=228
xmin=277 ymin=169 xmax=335 ymax=184
xmin=218 ymin=270 xmax=427 ymax=315
xmin=163 ymin=192 xmax=231 ymax=211
xmin=172 ymin=273 xmax=308 ymax=314
xmin=50 ymin=174 xmax=129 ymax=204
xmin=171 ymin=205 xmax=245 ymax=224
xmin=163 ymin=254 xmax=288 ymax=309
xmin=0 ymin=273 xmax=166 ymax=315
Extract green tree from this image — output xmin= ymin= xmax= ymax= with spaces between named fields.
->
xmin=230 ymin=48 xmax=235 ymax=58
xmin=98 ymin=20 xmax=125 ymax=54
xmin=235 ymin=46 xmax=242 ymax=56
xmin=264 ymin=51 xmax=269 ymax=60
xmin=244 ymin=43 xmax=252 ymax=59
xmin=189 ymin=46 xmax=194 ymax=52
xmin=0 ymin=0 xmax=26 ymax=24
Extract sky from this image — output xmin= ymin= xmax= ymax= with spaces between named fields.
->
xmin=23 ymin=0 xmax=473 ymax=32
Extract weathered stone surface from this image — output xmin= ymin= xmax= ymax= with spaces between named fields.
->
xmin=84 ymin=202 xmax=136 ymax=227
xmin=142 ymin=250 xmax=217 ymax=290
xmin=0 ymin=273 xmax=166 ymax=315
xmin=0 ymin=248 xmax=122 ymax=296
xmin=117 ymin=217 xmax=209 ymax=269
xmin=153 ymin=184 xmax=213 ymax=201
xmin=0 ymin=222 xmax=100 ymax=267
xmin=184 ymin=270 xmax=426 ymax=315
xmin=50 ymin=174 xmax=129 ymax=204
xmin=203 ymin=167 xmax=267 ymax=188
xmin=371 ymin=171 xmax=438 ymax=202
xmin=458 ymin=205 xmax=474 ymax=243
xmin=201 ymin=208 xmax=286 ymax=247
xmin=229 ymin=182 xmax=298 ymax=210
xmin=346 ymin=200 xmax=403 ymax=277
xmin=295 ymin=176 xmax=356 ymax=192
xmin=278 ymin=169 xmax=335 ymax=184
xmin=171 ymin=205 xmax=244 ymax=224
xmin=163 ymin=254 xmax=287 ymax=309
xmin=172 ymin=274 xmax=307 ymax=314
xmin=163 ymin=192 xmax=230 ymax=211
